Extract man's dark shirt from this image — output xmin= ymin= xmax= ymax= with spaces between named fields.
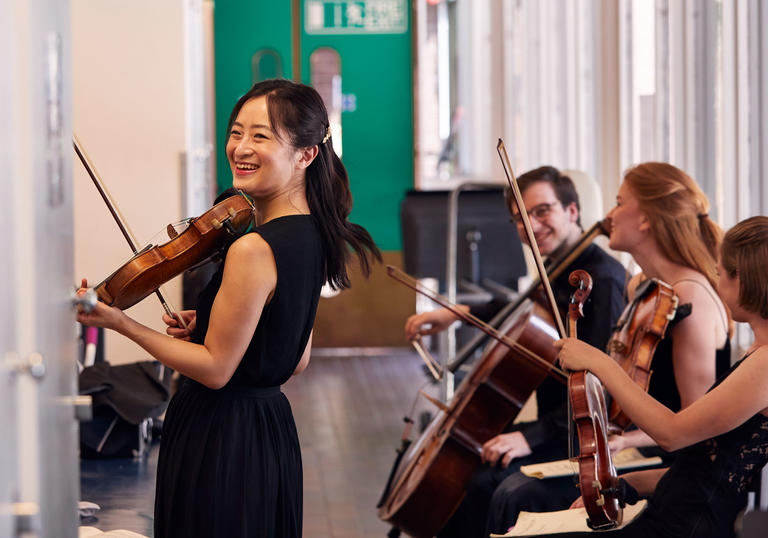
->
xmin=469 ymin=243 xmax=626 ymax=450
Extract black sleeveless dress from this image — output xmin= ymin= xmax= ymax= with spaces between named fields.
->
xmin=154 ymin=215 xmax=324 ymax=538
xmin=534 ymin=355 xmax=768 ymax=538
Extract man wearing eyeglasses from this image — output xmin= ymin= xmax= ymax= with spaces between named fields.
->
xmin=404 ymin=166 xmax=626 ymax=538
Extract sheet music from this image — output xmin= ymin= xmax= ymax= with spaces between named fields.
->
xmin=489 ymin=499 xmax=647 ymax=537
xmin=520 ymin=448 xmax=662 ymax=479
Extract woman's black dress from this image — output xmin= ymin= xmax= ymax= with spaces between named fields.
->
xmin=533 ymin=355 xmax=768 ymax=538
xmin=154 ymin=215 xmax=324 ymax=538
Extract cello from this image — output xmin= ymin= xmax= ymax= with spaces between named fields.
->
xmin=378 ymin=141 xmax=614 ymax=536
xmin=378 ymin=267 xmax=567 ymax=537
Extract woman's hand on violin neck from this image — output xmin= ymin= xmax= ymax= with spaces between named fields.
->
xmin=480 ymin=431 xmax=532 ymax=468
xmin=75 ymin=279 xmax=127 ymax=331
xmin=554 ymin=337 xmax=608 ymax=373
xmin=163 ymin=310 xmax=196 ymax=341
xmin=404 ymin=306 xmax=467 ymax=341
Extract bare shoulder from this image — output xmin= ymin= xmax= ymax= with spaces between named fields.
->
xmin=748 ymin=345 xmax=768 ymax=366
xmin=727 ymin=346 xmax=768 ymax=392
xmin=672 ymin=279 xmax=722 ymax=318
xmin=226 ymin=233 xmax=274 ymax=263
xmin=626 ymin=273 xmax=645 ymax=301
xmin=222 ymin=233 xmax=277 ymax=288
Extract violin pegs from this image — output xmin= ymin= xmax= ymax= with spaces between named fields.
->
xmin=228 ymin=208 xmax=237 ymax=218
xmin=595 ymin=497 xmax=605 ymax=507
xmin=592 ymin=480 xmax=602 ymax=489
xmin=211 ymin=218 xmax=222 ymax=230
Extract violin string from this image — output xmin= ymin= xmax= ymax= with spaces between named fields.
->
xmin=388 ymin=266 xmax=568 ymax=380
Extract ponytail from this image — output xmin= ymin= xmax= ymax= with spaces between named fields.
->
xmin=306 ymin=140 xmax=381 ymax=290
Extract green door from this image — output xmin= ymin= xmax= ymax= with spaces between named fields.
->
xmin=214 ymin=0 xmax=413 ymax=251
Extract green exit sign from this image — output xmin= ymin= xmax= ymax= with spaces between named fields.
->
xmin=304 ymin=0 xmax=408 ymax=35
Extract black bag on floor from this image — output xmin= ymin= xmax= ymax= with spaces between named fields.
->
xmin=79 ymin=361 xmax=171 ymax=459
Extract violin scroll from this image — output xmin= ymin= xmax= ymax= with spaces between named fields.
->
xmin=567 ymin=270 xmax=593 ymax=333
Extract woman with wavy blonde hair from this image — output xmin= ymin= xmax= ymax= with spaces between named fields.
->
xmin=487 ymin=163 xmax=732 ymax=535
xmin=622 ymin=162 xmax=721 ymax=288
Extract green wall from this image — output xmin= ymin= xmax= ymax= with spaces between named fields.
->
xmin=213 ymin=0 xmax=413 ymax=250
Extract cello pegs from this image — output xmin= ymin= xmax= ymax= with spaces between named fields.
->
xmin=211 ymin=218 xmax=222 ymax=230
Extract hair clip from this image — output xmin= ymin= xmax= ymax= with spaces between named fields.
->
xmin=322 ymin=125 xmax=331 ymax=144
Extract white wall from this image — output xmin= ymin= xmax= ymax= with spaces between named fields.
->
xmin=72 ymin=1 xmax=187 ymax=365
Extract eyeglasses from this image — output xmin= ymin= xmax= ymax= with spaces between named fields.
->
xmin=511 ymin=202 xmax=559 ymax=224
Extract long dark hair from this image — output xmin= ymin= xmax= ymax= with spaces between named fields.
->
xmin=226 ymin=79 xmax=381 ymax=290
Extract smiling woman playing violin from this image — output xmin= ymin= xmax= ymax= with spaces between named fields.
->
xmin=540 ymin=217 xmax=768 ymax=537
xmin=487 ymin=163 xmax=731 ymax=534
xmin=77 ymin=79 xmax=380 ymax=538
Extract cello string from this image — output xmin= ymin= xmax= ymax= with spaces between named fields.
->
xmin=388 ymin=266 xmax=568 ymax=380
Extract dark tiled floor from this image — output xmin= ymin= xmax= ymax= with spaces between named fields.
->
xmin=80 ymin=351 xmax=438 ymax=537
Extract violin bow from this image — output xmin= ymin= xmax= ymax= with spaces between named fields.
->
xmin=73 ymin=135 xmax=189 ymax=332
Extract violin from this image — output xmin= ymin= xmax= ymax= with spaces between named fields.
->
xmin=606 ymin=278 xmax=679 ymax=431
xmin=93 ymin=194 xmax=254 ymax=310
xmin=74 ymin=136 xmax=254 ymax=313
xmin=566 ymin=270 xmax=622 ymax=529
